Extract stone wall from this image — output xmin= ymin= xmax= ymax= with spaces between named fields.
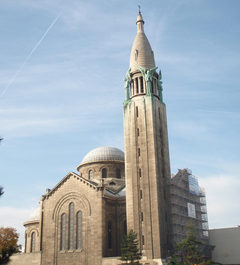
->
xmin=24 ymin=220 xmax=40 ymax=253
xmin=124 ymin=94 xmax=171 ymax=259
xmin=8 ymin=252 xmax=41 ymax=265
xmin=209 ymin=227 xmax=240 ymax=265
xmin=78 ymin=161 xmax=125 ymax=181
xmin=102 ymin=197 xmax=126 ymax=257
xmin=41 ymin=172 xmax=103 ymax=265
xmin=102 ymin=256 xmax=167 ymax=265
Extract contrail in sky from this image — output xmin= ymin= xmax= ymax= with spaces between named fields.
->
xmin=0 ymin=13 xmax=61 ymax=98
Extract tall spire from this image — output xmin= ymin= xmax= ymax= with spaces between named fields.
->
xmin=124 ymin=10 xmax=171 ymax=261
xmin=136 ymin=11 xmax=144 ymax=33
xmin=129 ymin=11 xmax=156 ymax=73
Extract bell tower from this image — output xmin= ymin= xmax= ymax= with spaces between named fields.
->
xmin=124 ymin=12 xmax=171 ymax=261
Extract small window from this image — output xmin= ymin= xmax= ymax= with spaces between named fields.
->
xmin=137 ymin=128 xmax=140 ymax=136
xmin=140 ymin=77 xmax=144 ymax=93
xmin=108 ymin=221 xmax=112 ymax=249
xmin=136 ymin=106 xmax=139 ymax=117
xmin=142 ymin=235 xmax=145 ymax=245
xmin=141 ymin=212 xmax=143 ymax=222
xmin=89 ymin=170 xmax=93 ymax=180
xmin=123 ymin=220 xmax=127 ymax=236
xmin=161 ymin=148 xmax=164 ymax=158
xmin=135 ymin=49 xmax=138 ymax=60
xmin=102 ymin=168 xmax=107 ymax=178
xmin=139 ymin=168 xmax=142 ymax=178
xmin=140 ymin=190 xmax=142 ymax=199
xmin=116 ymin=168 xmax=121 ymax=179
xmin=138 ymin=148 xmax=140 ymax=156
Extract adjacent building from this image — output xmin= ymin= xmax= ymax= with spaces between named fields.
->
xmin=209 ymin=226 xmax=240 ymax=265
xmin=169 ymin=169 xmax=209 ymax=246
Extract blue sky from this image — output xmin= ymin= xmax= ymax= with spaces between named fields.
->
xmin=0 ymin=0 xmax=240 ymax=246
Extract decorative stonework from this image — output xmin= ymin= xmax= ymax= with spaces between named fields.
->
xmin=137 ymin=65 xmax=158 ymax=95
xmin=124 ymin=68 xmax=131 ymax=101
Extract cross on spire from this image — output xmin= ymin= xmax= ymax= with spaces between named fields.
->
xmin=138 ymin=4 xmax=141 ymax=14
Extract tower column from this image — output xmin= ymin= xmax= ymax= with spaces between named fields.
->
xmin=124 ymin=12 xmax=171 ymax=261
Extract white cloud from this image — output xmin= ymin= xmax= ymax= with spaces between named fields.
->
xmin=0 ymin=118 xmax=77 ymax=137
xmin=4 ymin=0 xmax=133 ymax=31
xmin=199 ymin=175 xmax=240 ymax=229
xmin=169 ymin=119 xmax=210 ymax=140
xmin=0 ymin=207 xmax=33 ymax=248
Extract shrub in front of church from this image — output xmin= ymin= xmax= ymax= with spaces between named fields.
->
xmin=120 ymin=230 xmax=142 ymax=265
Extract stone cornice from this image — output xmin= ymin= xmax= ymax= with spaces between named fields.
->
xmin=42 ymin=172 xmax=100 ymax=201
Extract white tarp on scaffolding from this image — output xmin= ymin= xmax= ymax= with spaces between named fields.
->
xmin=187 ymin=202 xmax=196 ymax=218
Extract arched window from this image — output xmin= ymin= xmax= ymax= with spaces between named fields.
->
xmin=68 ymin=203 xmax=74 ymax=250
xmin=76 ymin=211 xmax=82 ymax=249
xmin=60 ymin=213 xmax=66 ymax=250
xmin=102 ymin=168 xmax=107 ymax=178
xmin=30 ymin=232 xmax=36 ymax=253
xmin=135 ymin=78 xmax=139 ymax=94
xmin=108 ymin=221 xmax=112 ymax=249
xmin=89 ymin=170 xmax=93 ymax=180
xmin=116 ymin=168 xmax=121 ymax=179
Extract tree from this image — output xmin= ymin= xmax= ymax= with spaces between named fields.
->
xmin=168 ymin=222 xmax=217 ymax=265
xmin=120 ymin=230 xmax=142 ymax=265
xmin=0 ymin=227 xmax=21 ymax=264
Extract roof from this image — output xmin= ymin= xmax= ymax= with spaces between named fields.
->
xmin=26 ymin=207 xmax=40 ymax=222
xmin=42 ymin=171 xmax=100 ymax=200
xmin=80 ymin=146 xmax=124 ymax=165
xmin=130 ymin=12 xmax=156 ymax=72
xmin=105 ymin=187 xmax=126 ymax=199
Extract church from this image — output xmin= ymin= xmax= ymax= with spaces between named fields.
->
xmin=9 ymin=11 xmax=208 ymax=265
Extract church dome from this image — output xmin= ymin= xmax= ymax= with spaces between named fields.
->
xmin=25 ymin=207 xmax=40 ymax=223
xmin=81 ymin=146 xmax=124 ymax=165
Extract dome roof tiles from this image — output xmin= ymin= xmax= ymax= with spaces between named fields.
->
xmin=81 ymin=146 xmax=124 ymax=165
xmin=26 ymin=207 xmax=40 ymax=222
